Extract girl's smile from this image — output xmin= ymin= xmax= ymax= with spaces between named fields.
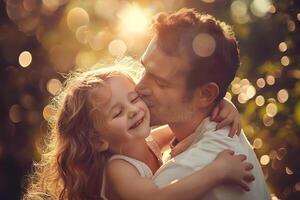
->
xmin=93 ymin=75 xmax=151 ymax=153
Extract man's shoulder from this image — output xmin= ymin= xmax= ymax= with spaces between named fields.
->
xmin=194 ymin=125 xmax=238 ymax=146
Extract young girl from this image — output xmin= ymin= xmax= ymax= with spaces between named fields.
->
xmin=24 ymin=65 xmax=254 ymax=200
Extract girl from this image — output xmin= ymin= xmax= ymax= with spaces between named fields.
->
xmin=24 ymin=65 xmax=254 ymax=200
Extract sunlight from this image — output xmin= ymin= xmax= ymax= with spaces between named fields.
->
xmin=118 ymin=4 xmax=151 ymax=34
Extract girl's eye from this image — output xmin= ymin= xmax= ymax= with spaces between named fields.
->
xmin=113 ymin=110 xmax=122 ymax=118
xmin=131 ymin=95 xmax=140 ymax=103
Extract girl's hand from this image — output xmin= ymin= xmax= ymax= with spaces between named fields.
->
xmin=212 ymin=150 xmax=255 ymax=191
xmin=211 ymin=98 xmax=241 ymax=137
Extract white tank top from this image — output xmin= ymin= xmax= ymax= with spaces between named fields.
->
xmin=100 ymin=155 xmax=154 ymax=200
xmin=100 ymin=136 xmax=162 ymax=200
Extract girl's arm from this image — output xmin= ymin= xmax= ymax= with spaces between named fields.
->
xmin=106 ymin=150 xmax=254 ymax=200
xmin=211 ymin=98 xmax=241 ymax=137
xmin=150 ymin=98 xmax=242 ymax=150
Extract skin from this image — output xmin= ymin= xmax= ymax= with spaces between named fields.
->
xmin=136 ymin=36 xmax=194 ymax=127
xmin=136 ymin=36 xmax=226 ymax=141
xmin=95 ymin=76 xmax=159 ymax=173
xmin=93 ymin=75 xmax=254 ymax=200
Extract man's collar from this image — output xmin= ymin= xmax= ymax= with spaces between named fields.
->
xmin=168 ymin=117 xmax=216 ymax=158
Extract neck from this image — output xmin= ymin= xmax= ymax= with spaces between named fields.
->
xmin=119 ymin=139 xmax=154 ymax=167
xmin=169 ymin=107 xmax=212 ymax=142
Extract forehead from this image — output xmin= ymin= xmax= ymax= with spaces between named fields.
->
xmin=89 ymin=75 xmax=135 ymax=112
xmin=107 ymin=75 xmax=135 ymax=92
xmin=141 ymin=37 xmax=189 ymax=80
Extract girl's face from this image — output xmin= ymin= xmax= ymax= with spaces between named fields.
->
xmin=95 ymin=75 xmax=151 ymax=153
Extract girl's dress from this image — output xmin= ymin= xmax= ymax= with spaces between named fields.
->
xmin=100 ymin=136 xmax=162 ymax=200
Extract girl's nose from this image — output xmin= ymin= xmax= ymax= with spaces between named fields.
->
xmin=128 ymin=110 xmax=137 ymax=119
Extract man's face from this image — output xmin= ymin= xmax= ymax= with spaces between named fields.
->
xmin=136 ymin=37 xmax=195 ymax=126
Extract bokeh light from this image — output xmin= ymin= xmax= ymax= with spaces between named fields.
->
xmin=193 ymin=33 xmax=216 ymax=57
xmin=285 ymin=167 xmax=294 ymax=175
xmin=266 ymin=103 xmax=278 ymax=117
xmin=9 ymin=104 xmax=22 ymax=123
xmin=230 ymin=0 xmax=250 ymax=24
xmin=263 ymin=114 xmax=274 ymax=126
xmin=89 ymin=31 xmax=110 ymax=51
xmin=277 ymin=89 xmax=289 ymax=103
xmin=231 ymin=83 xmax=241 ymax=94
xmin=295 ymin=182 xmax=300 ymax=191
xmin=238 ymin=93 xmax=248 ymax=104
xmin=42 ymin=104 xmax=56 ymax=121
xmin=246 ymin=85 xmax=256 ymax=99
xmin=260 ymin=155 xmax=270 ymax=165
xmin=270 ymin=194 xmax=280 ymax=200
xmin=268 ymin=5 xmax=276 ymax=14
xmin=75 ymin=25 xmax=90 ymax=44
xmin=266 ymin=75 xmax=275 ymax=85
xmin=287 ymin=20 xmax=296 ymax=32
xmin=19 ymin=51 xmax=32 ymax=68
xmin=46 ymin=79 xmax=62 ymax=95
xmin=256 ymin=78 xmax=266 ymax=88
xmin=250 ymin=0 xmax=272 ymax=18
xmin=255 ymin=95 xmax=265 ymax=106
xmin=278 ymin=42 xmax=287 ymax=52
xmin=253 ymin=138 xmax=263 ymax=149
xmin=67 ymin=7 xmax=90 ymax=31
xmin=42 ymin=0 xmax=61 ymax=11
xmin=281 ymin=56 xmax=290 ymax=66
xmin=108 ymin=39 xmax=127 ymax=58
xmin=225 ymin=92 xmax=232 ymax=101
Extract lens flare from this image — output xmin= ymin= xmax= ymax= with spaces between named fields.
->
xmin=118 ymin=4 xmax=151 ymax=33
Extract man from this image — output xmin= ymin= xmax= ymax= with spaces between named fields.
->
xmin=136 ymin=8 xmax=270 ymax=199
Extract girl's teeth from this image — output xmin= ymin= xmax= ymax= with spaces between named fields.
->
xmin=132 ymin=118 xmax=143 ymax=129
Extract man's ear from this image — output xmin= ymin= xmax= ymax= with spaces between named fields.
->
xmin=193 ymin=82 xmax=219 ymax=109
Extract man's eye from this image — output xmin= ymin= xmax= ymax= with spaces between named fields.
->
xmin=113 ymin=110 xmax=122 ymax=118
xmin=155 ymin=79 xmax=167 ymax=87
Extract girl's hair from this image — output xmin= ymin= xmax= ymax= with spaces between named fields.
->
xmin=23 ymin=63 xmax=140 ymax=200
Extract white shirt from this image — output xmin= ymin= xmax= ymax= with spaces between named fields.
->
xmin=153 ymin=118 xmax=270 ymax=200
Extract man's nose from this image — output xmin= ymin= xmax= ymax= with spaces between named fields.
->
xmin=135 ymin=82 xmax=153 ymax=97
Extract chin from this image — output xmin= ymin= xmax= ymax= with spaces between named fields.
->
xmin=150 ymin=114 xmax=166 ymax=126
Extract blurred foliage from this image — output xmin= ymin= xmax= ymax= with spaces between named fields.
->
xmin=0 ymin=0 xmax=300 ymax=199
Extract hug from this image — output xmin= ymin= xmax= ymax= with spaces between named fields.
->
xmin=24 ymin=8 xmax=270 ymax=200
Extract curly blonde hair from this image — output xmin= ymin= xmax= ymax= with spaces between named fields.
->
xmin=23 ymin=65 xmax=137 ymax=200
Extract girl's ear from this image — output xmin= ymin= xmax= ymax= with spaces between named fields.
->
xmin=193 ymin=82 xmax=219 ymax=109
xmin=95 ymin=139 xmax=109 ymax=152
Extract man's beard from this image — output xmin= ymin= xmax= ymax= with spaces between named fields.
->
xmin=149 ymin=104 xmax=194 ymax=126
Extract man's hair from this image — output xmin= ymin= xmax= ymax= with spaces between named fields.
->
xmin=152 ymin=8 xmax=239 ymax=102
